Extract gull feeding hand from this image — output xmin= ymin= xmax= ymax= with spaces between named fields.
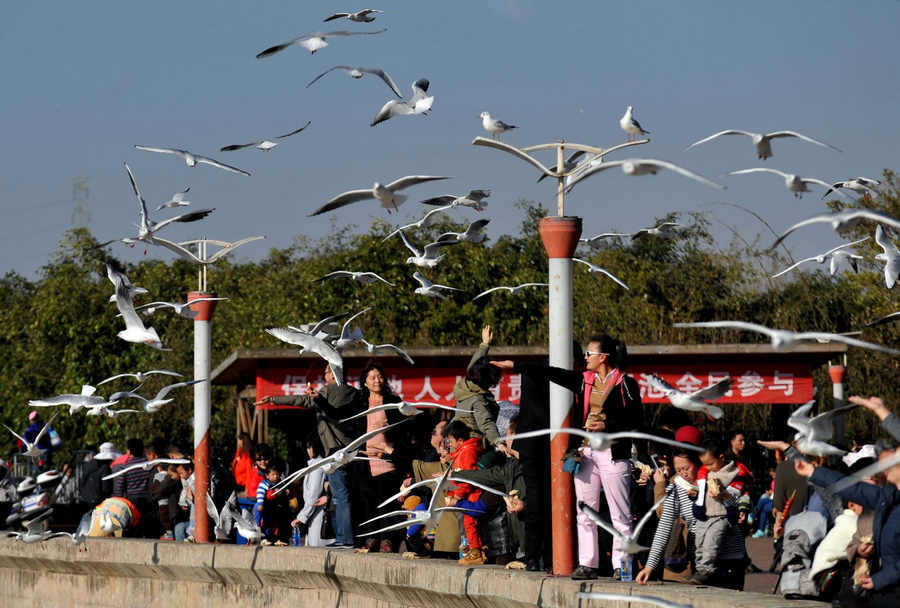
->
xmin=256 ymin=28 xmax=387 ymax=58
xmin=313 ymin=270 xmax=394 ymax=286
xmin=579 ymin=490 xmax=672 ymax=554
xmin=103 ymin=458 xmax=192 ymax=481
xmin=472 ymin=282 xmax=548 ymax=302
xmin=307 ymin=65 xmax=402 ymax=98
xmin=572 ymin=258 xmax=630 ymax=290
xmin=436 ymin=219 xmax=490 ymax=245
xmin=686 ymin=129 xmax=840 ymax=160
xmin=155 ymin=187 xmax=191 ymax=211
xmin=565 ymin=158 xmax=724 ymax=194
xmin=412 ymin=271 xmax=462 ymax=299
xmin=359 ymin=339 xmax=415 ymax=364
xmin=875 ymin=224 xmax=900 ymax=288
xmin=674 ymin=320 xmax=900 ymax=355
xmin=729 ymin=168 xmax=835 ymax=199
xmin=771 ymin=238 xmax=868 ymax=279
xmin=371 ymin=78 xmax=434 ymax=126
xmin=134 ymin=146 xmax=250 ymax=176
xmin=620 ymin=105 xmax=650 ymax=141
xmin=110 ymin=378 xmax=206 ymax=414
xmin=420 ymin=189 xmax=491 ymax=212
xmin=770 ymin=209 xmax=900 ymax=250
xmin=265 ymin=327 xmax=344 ymax=385
xmin=788 ymin=400 xmax=857 ymax=457
xmin=323 ymin=9 xmax=384 ymax=23
xmin=107 ymin=263 xmax=167 ymax=350
xmin=4 ymin=413 xmax=58 ymax=458
xmin=340 ymin=400 xmax=456 ymax=423
xmin=310 ymin=175 xmax=449 ymax=216
xmin=510 ymin=428 xmax=704 ymax=453
xmin=480 ymin=112 xmax=517 ymax=140
xmin=220 ymin=121 xmax=311 ymax=152
xmin=823 ymin=177 xmax=880 ymax=200
xmin=647 ymin=374 xmax=730 ymax=420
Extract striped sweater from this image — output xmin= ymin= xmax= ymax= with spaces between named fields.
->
xmin=111 ymin=457 xmax=151 ymax=501
xmin=645 ymin=481 xmax=745 ymax=571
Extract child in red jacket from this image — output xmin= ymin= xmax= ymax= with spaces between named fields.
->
xmin=443 ymin=420 xmax=489 ymax=566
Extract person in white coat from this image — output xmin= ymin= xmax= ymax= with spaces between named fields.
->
xmin=291 ymin=436 xmax=333 ymax=547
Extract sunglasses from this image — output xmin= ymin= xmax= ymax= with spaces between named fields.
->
xmin=584 ymin=350 xmax=607 ymax=357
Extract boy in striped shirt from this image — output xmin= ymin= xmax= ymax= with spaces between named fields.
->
xmin=255 ymin=461 xmax=290 ymax=545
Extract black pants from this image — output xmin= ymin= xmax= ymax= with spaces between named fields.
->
xmin=354 ymin=467 xmax=404 ymax=551
xmin=518 ymin=437 xmax=552 ymax=565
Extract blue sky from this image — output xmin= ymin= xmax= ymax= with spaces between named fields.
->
xmin=2 ymin=1 xmax=898 ymax=277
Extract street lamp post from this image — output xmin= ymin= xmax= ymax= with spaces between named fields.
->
xmin=472 ymin=136 xmax=648 ymax=574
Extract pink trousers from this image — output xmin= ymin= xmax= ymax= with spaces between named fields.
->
xmin=574 ymin=447 xmax=632 ymax=569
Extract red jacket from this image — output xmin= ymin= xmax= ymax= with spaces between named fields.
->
xmin=232 ymin=451 xmax=254 ymax=492
xmin=245 ymin=467 xmax=265 ymax=499
xmin=448 ymin=438 xmax=483 ymax=500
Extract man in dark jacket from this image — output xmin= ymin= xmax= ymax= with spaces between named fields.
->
xmin=78 ymin=441 xmax=119 ymax=510
xmin=259 ymin=364 xmax=363 ymax=548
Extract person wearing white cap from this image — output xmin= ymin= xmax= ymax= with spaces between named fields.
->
xmin=78 ymin=442 xmax=120 ymax=508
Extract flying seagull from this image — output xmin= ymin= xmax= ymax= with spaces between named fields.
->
xmin=788 ymin=400 xmax=857 ymax=457
xmin=110 ymin=379 xmax=206 ymax=414
xmin=398 ymin=231 xmax=453 ymax=269
xmin=565 ymin=158 xmax=724 ymax=194
xmin=866 ymin=311 xmax=900 ymax=328
xmin=538 ymin=150 xmax=586 ymax=183
xmin=84 ymin=404 xmax=142 ymax=418
xmin=4 ymin=413 xmax=58 ymax=458
xmin=134 ymin=146 xmax=250 ymax=176
xmin=875 ymin=224 xmax=900 ymax=289
xmin=472 ymin=282 xmax=548 ymax=302
xmin=359 ymin=339 xmax=415 ymax=364
xmin=827 ymin=449 xmax=900 ymax=494
xmin=273 ymin=421 xmax=408 ymax=492
xmin=29 ymin=385 xmax=112 ymax=414
xmin=572 ymin=258 xmax=630 ymax=289
xmin=620 ymin=105 xmax=650 ymax=141
xmin=510 ymin=428 xmax=704 ymax=453
xmin=823 ymin=177 xmax=880 ymax=200
xmin=98 ymin=164 xmax=214 ymax=249
xmin=771 ymin=238 xmax=868 ymax=279
xmin=333 ymin=307 xmax=372 ymax=350
xmin=290 ymin=311 xmax=350 ymax=344
xmin=265 ymin=327 xmax=345 ymax=385
xmin=419 ymin=189 xmax=490 ymax=212
xmin=579 ymin=490 xmax=672 ymax=554
xmin=220 ymin=121 xmax=311 ymax=152
xmin=413 ymin=271 xmax=462 ymax=299
xmin=376 ymin=467 xmax=512 ymax=510
xmin=151 ymin=235 xmax=265 ymax=265
xmin=256 ymin=28 xmax=387 ymax=58
xmin=340 ymin=400 xmax=456 ymax=423
xmin=579 ymin=233 xmax=630 ymax=247
xmin=674 ymin=320 xmax=900 ymax=355
xmin=103 ymin=458 xmax=192 ymax=480
xmin=313 ymin=270 xmax=394 ymax=286
xmin=647 ymin=375 xmax=731 ymax=420
xmin=436 ymin=219 xmax=491 ymax=245
xmin=770 ymin=209 xmax=900 ymax=250
xmin=107 ymin=263 xmax=166 ymax=350
xmin=132 ymin=296 xmax=228 ymax=319
xmin=480 ymin=112 xmax=517 ymax=139
xmin=307 ymin=66 xmax=402 ymax=97
xmin=633 ymin=222 xmax=680 ymax=240
xmin=155 ymin=187 xmax=191 ymax=211
xmin=97 ymin=370 xmax=183 ymax=386
xmin=686 ymin=129 xmax=840 ymax=160
xmin=310 ymin=175 xmax=449 ymax=216
xmin=729 ymin=168 xmax=835 ymax=198
xmin=383 ymin=205 xmax=454 ymax=241
xmin=371 ymin=78 xmax=434 ymax=126
xmin=323 ymin=9 xmax=384 ymax=23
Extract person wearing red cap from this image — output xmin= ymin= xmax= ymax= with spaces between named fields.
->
xmin=675 ymin=425 xmax=703 ymax=446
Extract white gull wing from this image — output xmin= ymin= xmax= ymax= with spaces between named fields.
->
xmin=691 ymin=377 xmax=733 ymax=402
xmin=685 ymin=129 xmax=757 ymax=151
xmin=384 ymin=175 xmax=450 ymax=192
xmin=767 ymin=130 xmax=841 ymax=152
xmin=577 ymin=592 xmax=693 ymax=608
xmin=791 ymin=331 xmax=900 ymax=355
xmin=154 ymin=378 xmax=206 ymax=401
xmin=412 ymin=271 xmax=433 ymax=289
xmin=265 ymin=328 xmax=344 ymax=384
xmin=97 ymin=370 xmax=182 ymax=386
xmin=566 ymin=158 xmax=724 ymax=193
xmin=828 ymin=450 xmax=900 ymax=494
xmin=770 ymin=209 xmax=900 ymax=250
xmin=572 ymin=258 xmax=630 ymax=290
xmin=339 ymin=307 xmax=373 ymax=342
xmin=256 ymin=29 xmax=387 ymax=58
xmin=398 ymin=230 xmax=423 ymax=257
xmin=309 ymin=188 xmax=376 ymax=216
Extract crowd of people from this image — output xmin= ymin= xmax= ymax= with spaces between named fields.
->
xmin=4 ymin=325 xmax=899 ymax=607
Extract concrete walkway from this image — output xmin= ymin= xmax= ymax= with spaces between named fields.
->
xmin=0 ymin=538 xmax=827 ymax=607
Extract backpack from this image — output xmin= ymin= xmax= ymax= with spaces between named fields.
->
xmin=779 ymin=510 xmax=827 ymax=597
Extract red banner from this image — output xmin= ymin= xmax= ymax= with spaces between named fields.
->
xmin=255 ymin=361 xmax=812 ymax=407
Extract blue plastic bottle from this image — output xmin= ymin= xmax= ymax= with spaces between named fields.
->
xmin=292 ymin=526 xmax=301 ymax=546
xmin=620 ymin=557 xmax=633 ymax=581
